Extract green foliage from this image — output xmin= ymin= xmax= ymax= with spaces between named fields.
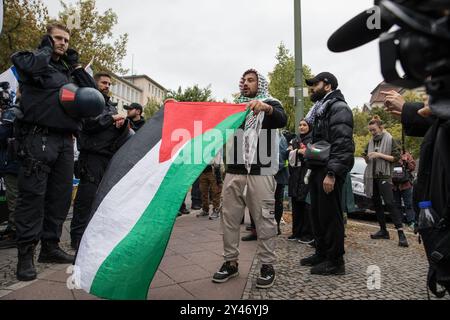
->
xmin=0 ymin=0 xmax=48 ymax=72
xmin=268 ymin=43 xmax=313 ymax=132
xmin=167 ymin=84 xmax=214 ymax=102
xmin=143 ymin=97 xmax=162 ymax=119
xmin=58 ymin=0 xmax=129 ymax=74
xmin=0 ymin=0 xmax=128 ymax=74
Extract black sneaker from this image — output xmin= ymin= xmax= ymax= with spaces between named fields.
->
xmin=212 ymin=262 xmax=239 ymax=283
xmin=298 ymin=237 xmax=315 ymax=245
xmin=300 ymin=253 xmax=326 ymax=267
xmin=241 ymin=233 xmax=257 ymax=242
xmin=310 ymin=258 xmax=346 ymax=276
xmin=287 ymin=235 xmax=299 ymax=241
xmin=256 ymin=264 xmax=276 ymax=289
xmin=371 ymin=229 xmax=390 ymax=240
xmin=180 ymin=208 xmax=190 ymax=215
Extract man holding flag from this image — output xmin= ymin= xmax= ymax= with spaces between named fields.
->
xmin=212 ymin=69 xmax=287 ymax=289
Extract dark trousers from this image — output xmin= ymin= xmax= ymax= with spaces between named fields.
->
xmin=191 ymin=178 xmax=202 ymax=207
xmin=310 ymin=168 xmax=345 ymax=261
xmin=71 ymin=152 xmax=110 ymax=242
xmin=292 ymin=200 xmax=313 ymax=239
xmin=15 ymin=132 xmax=74 ymax=246
xmin=393 ymin=187 xmax=416 ymax=225
xmin=274 ymin=184 xmax=285 ymax=226
xmin=372 ymin=178 xmax=404 ymax=230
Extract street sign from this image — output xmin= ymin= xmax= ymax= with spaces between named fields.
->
xmin=289 ymin=88 xmax=296 ymax=98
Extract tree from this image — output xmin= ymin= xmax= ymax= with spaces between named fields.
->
xmin=167 ymin=84 xmax=214 ymax=102
xmin=268 ymin=42 xmax=314 ymax=133
xmin=0 ymin=0 xmax=48 ymax=72
xmin=143 ymin=97 xmax=162 ymax=120
xmin=57 ymin=0 xmax=129 ymax=74
xmin=0 ymin=0 xmax=129 ymax=75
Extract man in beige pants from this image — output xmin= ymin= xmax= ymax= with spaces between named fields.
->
xmin=212 ymin=69 xmax=287 ymax=289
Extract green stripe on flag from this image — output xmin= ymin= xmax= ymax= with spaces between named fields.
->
xmin=90 ymin=110 xmax=248 ymax=300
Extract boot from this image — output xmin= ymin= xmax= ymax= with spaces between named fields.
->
xmin=311 ymin=257 xmax=346 ymax=276
xmin=38 ymin=241 xmax=75 ymax=264
xmin=370 ymin=229 xmax=390 ymax=240
xmin=17 ymin=244 xmax=37 ymax=281
xmin=398 ymin=230 xmax=409 ymax=248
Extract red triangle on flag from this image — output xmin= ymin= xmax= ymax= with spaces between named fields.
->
xmin=159 ymin=101 xmax=246 ymax=163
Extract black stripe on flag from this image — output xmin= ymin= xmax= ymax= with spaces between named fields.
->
xmin=90 ymin=107 xmax=165 ymax=216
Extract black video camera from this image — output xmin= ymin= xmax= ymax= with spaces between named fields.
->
xmin=328 ymin=0 xmax=450 ymax=118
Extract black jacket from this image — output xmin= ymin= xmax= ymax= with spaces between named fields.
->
xmin=226 ymin=99 xmax=288 ymax=176
xmin=402 ymin=102 xmax=450 ymax=296
xmin=402 ymin=102 xmax=448 ymax=215
xmin=77 ymin=97 xmax=131 ymax=158
xmin=129 ymin=117 xmax=146 ymax=132
xmin=288 ymin=132 xmax=312 ymax=201
xmin=11 ymin=46 xmax=96 ymax=133
xmin=311 ymin=90 xmax=355 ymax=179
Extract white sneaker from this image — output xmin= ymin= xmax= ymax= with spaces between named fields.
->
xmin=209 ymin=209 xmax=220 ymax=220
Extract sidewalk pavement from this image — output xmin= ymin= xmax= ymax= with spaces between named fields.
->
xmin=1 ymin=211 xmax=449 ymax=300
xmin=0 ymin=212 xmax=258 ymax=300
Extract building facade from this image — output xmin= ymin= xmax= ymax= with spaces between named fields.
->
xmin=109 ymin=74 xmax=143 ymax=113
xmin=124 ymin=75 xmax=168 ymax=106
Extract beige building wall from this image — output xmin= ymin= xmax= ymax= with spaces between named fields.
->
xmin=109 ymin=75 xmax=143 ymax=113
xmin=124 ymin=75 xmax=168 ymax=106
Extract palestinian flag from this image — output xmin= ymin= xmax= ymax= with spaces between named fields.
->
xmin=71 ymin=101 xmax=248 ymax=300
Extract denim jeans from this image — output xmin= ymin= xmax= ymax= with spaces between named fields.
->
xmin=393 ymin=187 xmax=416 ymax=225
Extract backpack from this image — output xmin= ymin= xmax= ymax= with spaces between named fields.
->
xmin=392 ymin=163 xmax=411 ymax=184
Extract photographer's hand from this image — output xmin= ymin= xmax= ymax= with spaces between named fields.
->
xmin=382 ymin=90 xmax=405 ymax=119
xmin=418 ymin=95 xmax=432 ymax=118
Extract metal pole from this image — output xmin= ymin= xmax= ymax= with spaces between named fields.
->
xmin=294 ymin=0 xmax=304 ymax=134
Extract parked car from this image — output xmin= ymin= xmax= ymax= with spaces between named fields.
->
xmin=350 ymin=157 xmax=375 ymax=213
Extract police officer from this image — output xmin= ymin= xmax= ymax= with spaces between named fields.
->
xmin=11 ymin=22 xmax=98 ymax=281
xmin=70 ymin=72 xmax=131 ymax=250
xmin=124 ymin=103 xmax=146 ymax=132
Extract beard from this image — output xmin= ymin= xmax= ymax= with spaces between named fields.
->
xmin=310 ymin=88 xmax=328 ymax=102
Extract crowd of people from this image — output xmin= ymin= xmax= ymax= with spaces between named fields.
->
xmin=0 ymin=21 xmax=423 ymax=291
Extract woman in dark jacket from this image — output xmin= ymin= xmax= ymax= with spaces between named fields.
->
xmin=288 ymin=119 xmax=314 ymax=244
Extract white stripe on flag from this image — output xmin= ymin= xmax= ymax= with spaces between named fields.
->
xmin=74 ymin=140 xmax=183 ymax=292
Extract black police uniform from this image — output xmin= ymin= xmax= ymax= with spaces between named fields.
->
xmin=11 ymin=37 xmax=97 ymax=281
xmin=70 ymin=96 xmax=131 ymax=249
